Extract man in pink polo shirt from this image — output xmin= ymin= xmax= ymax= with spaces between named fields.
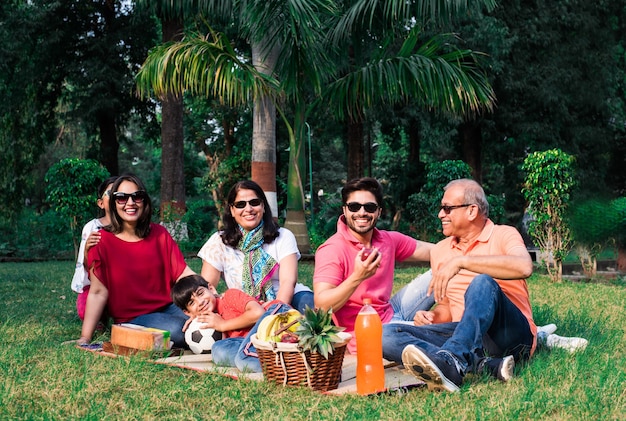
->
xmin=313 ymin=177 xmax=434 ymax=354
xmin=382 ymin=179 xmax=536 ymax=392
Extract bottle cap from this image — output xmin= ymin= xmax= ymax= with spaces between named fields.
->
xmin=363 ymin=298 xmax=372 ymax=305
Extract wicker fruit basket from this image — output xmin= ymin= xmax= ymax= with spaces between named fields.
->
xmin=251 ymin=332 xmax=351 ymax=392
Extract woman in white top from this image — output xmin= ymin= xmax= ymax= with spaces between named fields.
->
xmin=71 ymin=176 xmax=117 ymax=320
xmin=198 ymin=180 xmax=314 ymax=313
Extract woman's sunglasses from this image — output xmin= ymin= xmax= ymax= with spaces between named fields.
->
xmin=345 ymin=202 xmax=379 ymax=213
xmin=232 ymin=198 xmax=262 ymax=209
xmin=113 ymin=191 xmax=147 ymax=205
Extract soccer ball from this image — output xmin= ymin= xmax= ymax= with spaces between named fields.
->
xmin=185 ymin=319 xmax=221 ymax=354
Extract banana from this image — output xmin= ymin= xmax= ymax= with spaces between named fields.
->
xmin=256 ymin=314 xmax=277 ymax=341
xmin=256 ymin=309 xmax=303 ymax=342
xmin=269 ymin=309 xmax=302 ymax=341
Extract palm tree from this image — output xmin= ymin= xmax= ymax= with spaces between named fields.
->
xmin=135 ymin=0 xmax=336 ymax=253
xmin=135 ymin=0 xmax=498 ymax=251
xmin=324 ymin=0 xmax=498 ymax=179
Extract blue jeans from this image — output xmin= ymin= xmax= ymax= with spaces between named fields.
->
xmin=129 ymin=303 xmax=190 ymax=349
xmin=382 ymin=274 xmax=533 ymax=373
xmin=211 ymin=303 xmax=292 ymax=372
xmin=390 ymin=270 xmax=435 ymax=322
xmin=291 ymin=290 xmax=315 ymax=313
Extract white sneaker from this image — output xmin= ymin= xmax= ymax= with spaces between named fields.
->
xmin=546 ymin=334 xmax=588 ymax=352
xmin=537 ymin=324 xmax=557 ymax=335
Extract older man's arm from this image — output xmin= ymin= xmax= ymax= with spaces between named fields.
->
xmin=429 ymin=247 xmax=533 ymax=302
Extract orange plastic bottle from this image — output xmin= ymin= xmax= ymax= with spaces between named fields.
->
xmin=355 ymin=298 xmax=385 ymax=395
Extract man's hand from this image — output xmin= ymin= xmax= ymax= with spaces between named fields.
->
xmin=428 ymin=257 xmax=462 ymax=302
xmin=354 ymin=247 xmax=382 ymax=281
xmin=413 ymin=310 xmax=435 ymax=326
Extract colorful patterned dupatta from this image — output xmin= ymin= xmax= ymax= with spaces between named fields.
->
xmin=238 ymin=222 xmax=278 ymax=301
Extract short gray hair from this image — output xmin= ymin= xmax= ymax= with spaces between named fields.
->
xmin=444 ymin=179 xmax=489 ymax=217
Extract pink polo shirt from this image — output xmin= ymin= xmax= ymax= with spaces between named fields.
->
xmin=431 ymin=219 xmax=537 ymax=354
xmin=313 ymin=216 xmax=418 ymax=352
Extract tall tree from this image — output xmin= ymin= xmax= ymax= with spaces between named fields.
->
xmin=325 ymin=0 xmax=498 ymax=180
xmin=0 ymin=1 xmax=157 ymax=215
xmin=64 ymin=1 xmax=158 ymax=176
xmin=135 ymin=1 xmax=191 ymax=226
xmin=135 ymin=0 xmax=336 ymax=252
xmin=0 ymin=1 xmax=69 ymax=216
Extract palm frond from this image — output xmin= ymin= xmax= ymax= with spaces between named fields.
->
xmin=324 ymin=33 xmax=495 ymax=120
xmin=135 ymin=29 xmax=278 ymax=106
xmin=329 ymin=0 xmax=497 ymax=45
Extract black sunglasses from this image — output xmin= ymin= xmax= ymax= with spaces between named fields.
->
xmin=113 ymin=191 xmax=147 ymax=205
xmin=440 ymin=204 xmax=473 ymax=214
xmin=345 ymin=202 xmax=379 ymax=213
xmin=232 ymin=198 xmax=262 ymax=209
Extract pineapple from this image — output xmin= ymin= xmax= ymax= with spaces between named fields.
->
xmin=295 ymin=306 xmax=345 ymax=359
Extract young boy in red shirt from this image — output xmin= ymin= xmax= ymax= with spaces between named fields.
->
xmin=172 ymin=274 xmax=291 ymax=372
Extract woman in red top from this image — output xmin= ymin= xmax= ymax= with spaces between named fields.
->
xmin=78 ymin=174 xmax=195 ymax=348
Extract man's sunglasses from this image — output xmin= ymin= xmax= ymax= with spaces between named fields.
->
xmin=113 ymin=191 xmax=147 ymax=205
xmin=440 ymin=204 xmax=473 ymax=214
xmin=232 ymin=198 xmax=262 ymax=209
xmin=345 ymin=202 xmax=379 ymax=213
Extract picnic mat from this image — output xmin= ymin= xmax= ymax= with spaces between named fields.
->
xmin=80 ymin=343 xmax=424 ymax=395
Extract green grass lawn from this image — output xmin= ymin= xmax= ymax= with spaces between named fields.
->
xmin=1 ymin=259 xmax=624 ymax=420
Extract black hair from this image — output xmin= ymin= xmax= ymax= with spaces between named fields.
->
xmin=96 ymin=176 xmax=118 ymax=218
xmin=171 ymin=274 xmax=210 ymax=310
xmin=341 ymin=177 xmax=384 ymax=208
xmin=220 ymin=180 xmax=280 ymax=248
xmin=107 ymin=173 xmax=153 ymax=238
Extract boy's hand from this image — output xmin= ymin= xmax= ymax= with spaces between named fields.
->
xmin=85 ymin=231 xmax=102 ymax=253
xmin=194 ymin=313 xmax=225 ymax=331
xmin=182 ymin=318 xmax=192 ymax=332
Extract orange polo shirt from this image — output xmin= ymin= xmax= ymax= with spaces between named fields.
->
xmin=431 ymin=219 xmax=537 ymax=354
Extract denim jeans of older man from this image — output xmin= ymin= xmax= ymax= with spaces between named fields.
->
xmin=382 ymin=274 xmax=534 ymax=374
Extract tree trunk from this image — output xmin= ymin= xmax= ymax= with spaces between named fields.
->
xmin=251 ymin=41 xmax=279 ymax=218
xmin=284 ymin=101 xmax=311 ymax=253
xmin=97 ymin=110 xmax=119 ymax=176
xmin=618 ymin=245 xmax=626 ymax=272
xmin=346 ymin=118 xmax=364 ymax=181
xmin=159 ymin=17 xmax=186 ymax=239
xmin=459 ymin=121 xmax=482 ymax=183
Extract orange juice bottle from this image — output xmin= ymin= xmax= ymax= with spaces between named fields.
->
xmin=355 ymin=298 xmax=385 ymax=395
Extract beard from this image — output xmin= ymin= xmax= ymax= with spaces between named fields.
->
xmin=345 ymin=214 xmax=378 ymax=235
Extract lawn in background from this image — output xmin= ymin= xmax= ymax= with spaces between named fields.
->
xmin=0 ymin=259 xmax=624 ymax=420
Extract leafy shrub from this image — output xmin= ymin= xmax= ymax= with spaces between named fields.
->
xmin=522 ymin=149 xmax=576 ymax=281
xmin=177 ymin=198 xmax=220 ymax=254
xmin=0 ymin=208 xmax=73 ymax=259
xmin=308 ymin=193 xmax=343 ymax=252
xmin=44 ymin=158 xmax=110 ymax=257
xmin=406 ymin=160 xmax=473 ymax=242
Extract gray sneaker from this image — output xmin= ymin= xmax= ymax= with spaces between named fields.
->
xmin=546 ymin=334 xmax=588 ymax=352
xmin=402 ymin=345 xmax=463 ymax=392
xmin=537 ymin=323 xmax=557 ymax=335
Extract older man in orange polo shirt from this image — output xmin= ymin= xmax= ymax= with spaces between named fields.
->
xmin=382 ymin=178 xmax=537 ymax=392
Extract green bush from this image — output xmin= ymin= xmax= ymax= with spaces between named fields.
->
xmin=522 ymin=149 xmax=576 ymax=281
xmin=0 ymin=208 xmax=73 ymax=259
xmin=44 ymin=158 xmax=110 ymax=257
xmin=177 ymin=198 xmax=220 ymax=254
xmin=406 ymin=160 xmax=473 ymax=243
